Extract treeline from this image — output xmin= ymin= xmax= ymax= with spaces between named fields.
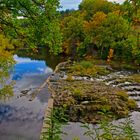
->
xmin=0 ymin=0 xmax=140 ymax=65
xmin=60 ymin=0 xmax=140 ymax=65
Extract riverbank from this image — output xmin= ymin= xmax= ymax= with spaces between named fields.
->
xmin=49 ymin=61 xmax=138 ymax=122
xmin=40 ymin=60 xmax=140 ymax=139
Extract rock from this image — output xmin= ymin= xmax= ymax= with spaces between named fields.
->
xmin=83 ymin=77 xmax=90 ymax=80
xmin=50 ymin=74 xmax=60 ymax=82
xmin=74 ymin=76 xmax=83 ymax=81
xmin=90 ymin=78 xmax=94 ymax=81
xmin=21 ymin=89 xmax=31 ymax=94
xmin=62 ymin=75 xmax=68 ymax=80
xmin=81 ymin=101 xmax=90 ymax=105
xmin=125 ymin=82 xmax=131 ymax=84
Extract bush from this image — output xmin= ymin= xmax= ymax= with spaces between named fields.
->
xmin=117 ymin=91 xmax=129 ymax=101
xmin=72 ymin=88 xmax=84 ymax=100
xmin=78 ymin=61 xmax=94 ymax=69
xmin=128 ymin=99 xmax=137 ymax=109
xmin=66 ymin=74 xmax=74 ymax=81
xmin=70 ymin=60 xmax=109 ymax=76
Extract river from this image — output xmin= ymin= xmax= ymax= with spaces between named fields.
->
xmin=0 ymin=49 xmax=59 ymax=140
xmin=0 ymin=48 xmax=140 ymax=140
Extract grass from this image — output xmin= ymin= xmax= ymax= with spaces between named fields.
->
xmin=82 ymin=118 xmax=139 ymax=140
xmin=128 ymin=74 xmax=140 ymax=83
xmin=41 ymin=107 xmax=138 ymax=140
xmin=69 ymin=60 xmax=110 ymax=77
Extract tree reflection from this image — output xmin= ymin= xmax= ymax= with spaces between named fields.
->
xmin=0 ymin=34 xmax=15 ymax=99
xmin=16 ymin=47 xmax=66 ymax=70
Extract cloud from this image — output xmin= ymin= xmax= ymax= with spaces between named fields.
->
xmin=45 ymin=67 xmax=53 ymax=74
xmin=108 ymin=0 xmax=125 ymax=3
xmin=14 ymin=55 xmax=41 ymax=63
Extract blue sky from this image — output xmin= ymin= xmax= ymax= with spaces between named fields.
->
xmin=60 ymin=0 xmax=82 ymax=10
xmin=60 ymin=0 xmax=125 ymax=10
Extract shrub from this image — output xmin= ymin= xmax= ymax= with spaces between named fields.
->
xmin=127 ymin=99 xmax=137 ymax=109
xmin=73 ymin=88 xmax=83 ymax=99
xmin=78 ymin=61 xmax=94 ymax=69
xmin=117 ymin=91 xmax=129 ymax=101
xmin=66 ymin=74 xmax=74 ymax=81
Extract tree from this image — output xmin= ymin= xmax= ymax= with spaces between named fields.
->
xmin=99 ymin=12 xmax=132 ymax=61
xmin=82 ymin=11 xmax=133 ymax=61
xmin=61 ymin=11 xmax=85 ymax=58
xmin=83 ymin=12 xmax=107 ymax=56
xmin=79 ymin=0 xmax=117 ymax=20
xmin=122 ymin=0 xmax=140 ymax=64
xmin=0 ymin=0 xmax=62 ymax=54
xmin=122 ymin=0 xmax=140 ymax=22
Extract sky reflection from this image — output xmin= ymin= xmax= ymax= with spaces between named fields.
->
xmin=12 ymin=55 xmax=52 ymax=80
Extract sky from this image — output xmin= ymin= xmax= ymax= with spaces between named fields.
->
xmin=60 ymin=0 xmax=125 ymax=10
xmin=60 ymin=0 xmax=82 ymax=10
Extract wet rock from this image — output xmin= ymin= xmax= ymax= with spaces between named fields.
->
xmin=21 ymin=89 xmax=31 ymax=95
xmin=50 ymin=74 xmax=60 ymax=82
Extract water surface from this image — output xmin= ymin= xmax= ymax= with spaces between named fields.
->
xmin=0 ymin=55 xmax=53 ymax=140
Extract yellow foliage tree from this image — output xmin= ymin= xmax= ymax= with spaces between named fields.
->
xmin=0 ymin=33 xmax=14 ymax=99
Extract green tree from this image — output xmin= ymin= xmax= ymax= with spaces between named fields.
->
xmin=122 ymin=0 xmax=140 ymax=22
xmin=82 ymin=11 xmax=133 ymax=61
xmin=0 ymin=0 xmax=62 ymax=54
xmin=122 ymin=0 xmax=140 ymax=64
xmin=82 ymin=12 xmax=107 ymax=56
xmin=61 ymin=11 xmax=85 ymax=58
xmin=79 ymin=0 xmax=118 ymax=20
xmin=100 ymin=12 xmax=132 ymax=60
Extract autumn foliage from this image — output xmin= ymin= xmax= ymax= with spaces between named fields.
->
xmin=60 ymin=0 xmax=140 ymax=65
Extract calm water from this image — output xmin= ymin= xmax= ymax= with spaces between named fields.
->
xmin=0 ymin=54 xmax=53 ymax=140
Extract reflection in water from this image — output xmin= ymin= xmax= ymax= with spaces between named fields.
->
xmin=0 ymin=54 xmax=53 ymax=140
xmin=13 ymin=55 xmax=52 ymax=80
xmin=15 ymin=47 xmax=66 ymax=69
xmin=0 ymin=48 xmax=14 ymax=100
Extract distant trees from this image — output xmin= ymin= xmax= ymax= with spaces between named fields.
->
xmin=0 ymin=0 xmax=140 ymax=64
xmin=123 ymin=0 xmax=140 ymax=64
xmin=61 ymin=0 xmax=140 ymax=65
xmin=99 ymin=13 xmax=132 ymax=61
xmin=79 ymin=0 xmax=118 ymax=19
xmin=123 ymin=0 xmax=140 ymax=22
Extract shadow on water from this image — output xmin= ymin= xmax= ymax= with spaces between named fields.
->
xmin=0 ymin=47 xmax=62 ymax=140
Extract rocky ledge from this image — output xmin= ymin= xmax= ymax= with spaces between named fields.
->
xmin=48 ymin=61 xmax=138 ymax=123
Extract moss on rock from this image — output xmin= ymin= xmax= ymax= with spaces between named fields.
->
xmin=50 ymin=79 xmax=137 ymax=123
